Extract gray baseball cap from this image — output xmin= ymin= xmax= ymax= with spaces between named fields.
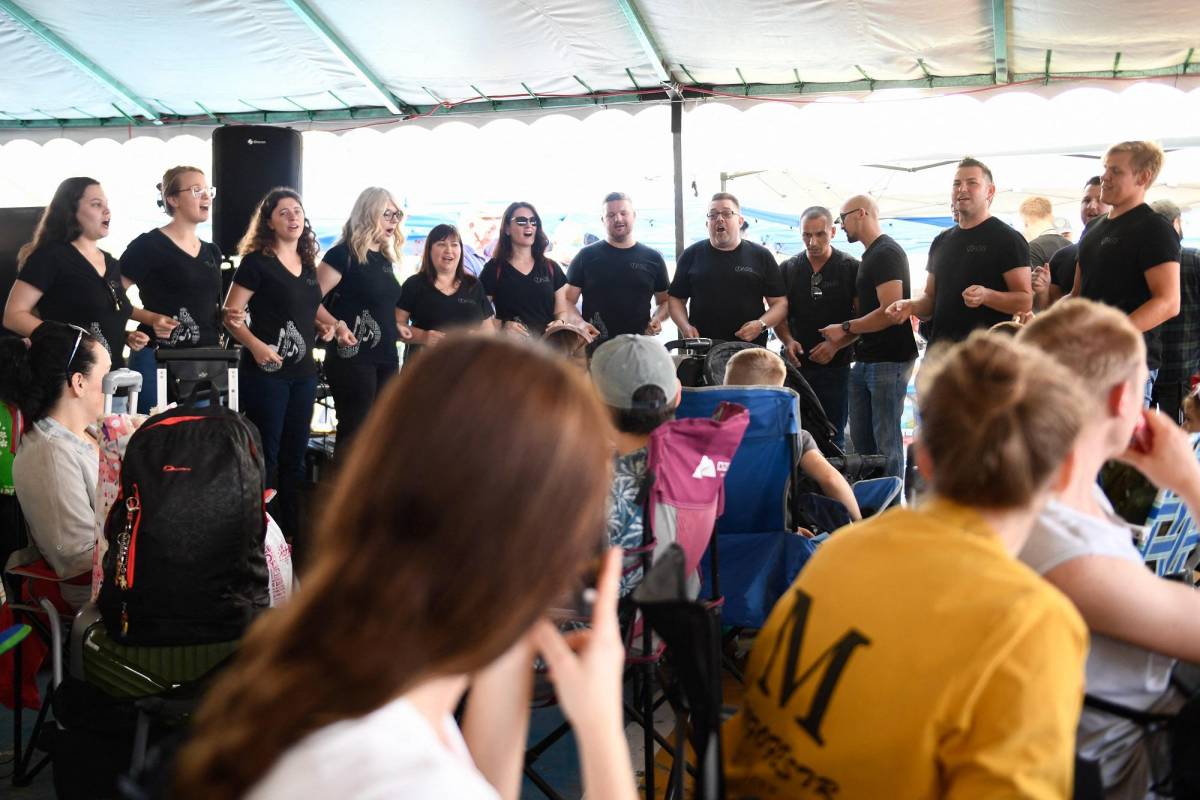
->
xmin=590 ymin=334 xmax=677 ymax=410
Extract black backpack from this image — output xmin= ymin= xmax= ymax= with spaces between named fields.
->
xmin=99 ymin=405 xmax=269 ymax=645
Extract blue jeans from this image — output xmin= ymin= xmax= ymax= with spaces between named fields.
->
xmin=848 ymin=359 xmax=915 ymax=481
xmin=240 ymin=368 xmax=318 ymax=550
xmin=1145 ymin=368 xmax=1159 ymax=408
xmin=801 ymin=364 xmax=850 ymax=450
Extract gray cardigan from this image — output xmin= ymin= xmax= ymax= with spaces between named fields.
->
xmin=12 ymin=416 xmax=98 ymax=607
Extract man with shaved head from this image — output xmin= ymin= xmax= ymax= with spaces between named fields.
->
xmin=817 ymin=195 xmax=917 ymax=480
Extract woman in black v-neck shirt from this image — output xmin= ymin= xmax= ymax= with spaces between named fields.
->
xmin=314 ymin=187 xmax=406 ymax=456
xmin=120 ymin=166 xmax=224 ymax=412
xmin=4 ymin=177 xmax=147 ymax=369
xmin=224 ymin=188 xmax=326 ymax=553
xmin=397 ymin=223 xmax=496 ymax=360
xmin=479 ymin=201 xmax=576 ymax=337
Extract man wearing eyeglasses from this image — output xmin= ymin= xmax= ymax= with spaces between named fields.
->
xmin=668 ymin=193 xmax=787 ymax=345
xmin=773 ymin=207 xmax=858 ymax=449
xmin=566 ymin=192 xmax=670 ymax=342
xmin=818 ymin=196 xmax=918 ymax=480
xmin=886 ymin=157 xmax=1032 ymax=344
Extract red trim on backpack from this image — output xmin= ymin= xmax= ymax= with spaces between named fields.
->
xmin=143 ymin=415 xmax=207 ymax=429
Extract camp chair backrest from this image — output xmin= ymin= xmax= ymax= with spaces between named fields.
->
xmin=677 ymin=386 xmax=799 ymax=534
xmin=1141 ymin=433 xmax=1200 ymax=577
xmin=646 ymin=402 xmax=748 ymax=583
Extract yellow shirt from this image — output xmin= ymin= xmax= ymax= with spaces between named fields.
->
xmin=724 ymin=499 xmax=1087 ymax=799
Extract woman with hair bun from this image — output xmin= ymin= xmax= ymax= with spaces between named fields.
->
xmin=120 ymin=165 xmax=223 ymax=412
xmin=727 ymin=331 xmax=1092 ymax=799
xmin=223 ymin=187 xmax=330 ymax=553
xmin=174 ymin=337 xmax=637 ymax=800
xmin=314 ymin=186 xmax=405 ymax=456
xmin=3 ymin=177 xmax=147 ymax=369
xmin=0 ymin=321 xmax=111 ymax=608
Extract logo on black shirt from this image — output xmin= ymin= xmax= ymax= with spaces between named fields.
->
xmin=532 ymin=275 xmax=551 ymax=284
xmin=629 ymin=262 xmax=654 ymax=274
xmin=966 ymin=245 xmax=988 ymax=254
xmin=734 ymin=266 xmax=756 ymax=274
xmin=1101 ymin=236 xmax=1120 ymax=247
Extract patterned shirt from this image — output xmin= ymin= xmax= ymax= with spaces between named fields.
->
xmin=608 ymin=447 xmax=648 ymax=597
xmin=1159 ymin=247 xmax=1200 ymax=384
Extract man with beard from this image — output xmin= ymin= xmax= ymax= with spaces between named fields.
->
xmin=668 ymin=193 xmax=787 ymax=345
xmin=1037 ymin=176 xmax=1111 ymax=309
xmin=565 ymin=192 xmax=669 ymax=343
xmin=886 ymin=157 xmax=1031 ymax=344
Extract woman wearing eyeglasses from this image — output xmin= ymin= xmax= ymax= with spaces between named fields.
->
xmin=3 ymin=177 xmax=147 ymax=369
xmin=0 ymin=321 xmax=112 ymax=609
xmin=223 ymin=188 xmax=326 ymax=558
xmin=314 ymin=187 xmax=405 ymax=457
xmin=119 ymin=166 xmax=224 ymax=412
xmin=480 ymin=201 xmax=580 ymax=337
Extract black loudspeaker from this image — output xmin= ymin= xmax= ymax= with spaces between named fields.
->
xmin=0 ymin=206 xmax=44 ymax=337
xmin=212 ymin=126 xmax=302 ymax=254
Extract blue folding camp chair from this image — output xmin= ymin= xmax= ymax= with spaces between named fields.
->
xmin=678 ymin=386 xmax=818 ymax=628
xmin=1139 ymin=433 xmax=1200 ymax=579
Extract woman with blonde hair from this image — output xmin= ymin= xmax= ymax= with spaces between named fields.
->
xmin=224 ymin=187 xmax=336 ymax=555
xmin=727 ymin=331 xmax=1091 ymax=798
xmin=314 ymin=186 xmax=406 ymax=455
xmin=174 ymin=337 xmax=637 ymax=800
xmin=119 ymin=165 xmax=223 ymax=412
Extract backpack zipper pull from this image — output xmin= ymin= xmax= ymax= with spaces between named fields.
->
xmin=120 ymin=602 xmax=128 ymax=636
xmin=115 ymin=492 xmax=140 ymax=591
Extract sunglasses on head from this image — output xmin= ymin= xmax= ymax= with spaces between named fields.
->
xmin=64 ymin=323 xmax=89 ymax=376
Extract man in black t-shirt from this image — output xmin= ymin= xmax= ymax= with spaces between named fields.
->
xmin=1076 ymin=141 xmax=1181 ymax=401
xmin=566 ymin=192 xmax=669 ymax=344
xmin=886 ymin=157 xmax=1032 ymax=344
xmin=668 ymin=192 xmax=787 ymax=345
xmin=774 ymin=206 xmax=858 ymax=447
xmin=819 ymin=195 xmax=918 ymax=480
xmin=1039 ymin=176 xmax=1111 ymax=310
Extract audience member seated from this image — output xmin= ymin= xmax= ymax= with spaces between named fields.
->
xmin=724 ymin=347 xmax=861 ymax=522
xmin=542 ymin=319 xmax=595 ymax=372
xmin=589 ymin=334 xmax=680 ymax=596
xmin=1018 ymin=298 xmax=1200 ymax=798
xmin=0 ymin=321 xmax=110 ymax=609
xmin=1183 ymin=388 xmax=1200 ymax=433
xmin=174 ymin=337 xmax=636 ymax=800
xmin=725 ymin=331 xmax=1090 ymax=798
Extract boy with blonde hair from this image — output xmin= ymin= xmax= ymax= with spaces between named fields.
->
xmin=723 ymin=347 xmax=861 ymax=521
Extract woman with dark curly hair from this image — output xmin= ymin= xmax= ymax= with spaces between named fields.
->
xmin=223 ymin=187 xmax=328 ymax=551
xmin=3 ymin=177 xmax=148 ymax=368
xmin=480 ymin=201 xmax=591 ymax=337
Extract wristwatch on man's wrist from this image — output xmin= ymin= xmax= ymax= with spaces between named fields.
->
xmin=841 ymin=320 xmax=852 ymax=334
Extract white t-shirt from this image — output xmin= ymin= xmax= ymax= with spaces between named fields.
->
xmin=1019 ymin=489 xmax=1178 ymax=787
xmin=248 ymin=697 xmax=499 ymax=800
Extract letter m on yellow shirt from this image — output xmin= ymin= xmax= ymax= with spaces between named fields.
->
xmin=754 ymin=589 xmax=871 ymax=746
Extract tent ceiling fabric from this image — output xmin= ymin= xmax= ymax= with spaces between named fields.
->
xmin=0 ymin=0 xmax=1197 ymax=129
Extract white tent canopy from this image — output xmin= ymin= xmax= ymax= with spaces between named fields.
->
xmin=1 ymin=0 xmax=1198 ymax=129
